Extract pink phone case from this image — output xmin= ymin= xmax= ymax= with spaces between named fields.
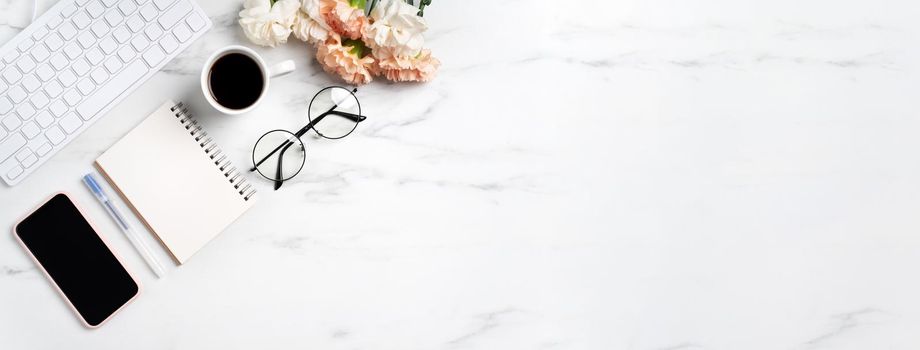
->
xmin=12 ymin=192 xmax=142 ymax=328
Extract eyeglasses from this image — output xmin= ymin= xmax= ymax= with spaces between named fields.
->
xmin=250 ymin=86 xmax=366 ymax=190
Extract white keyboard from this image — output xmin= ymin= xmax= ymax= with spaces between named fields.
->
xmin=0 ymin=0 xmax=211 ymax=186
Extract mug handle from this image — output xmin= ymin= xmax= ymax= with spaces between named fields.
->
xmin=268 ymin=60 xmax=296 ymax=78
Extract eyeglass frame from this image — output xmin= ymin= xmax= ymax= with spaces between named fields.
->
xmin=249 ymin=86 xmax=366 ymax=190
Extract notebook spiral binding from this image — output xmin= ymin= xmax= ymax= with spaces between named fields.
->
xmin=170 ymin=102 xmax=257 ymax=201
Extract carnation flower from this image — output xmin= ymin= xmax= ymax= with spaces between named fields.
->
xmin=366 ymin=0 xmax=427 ymax=57
xmin=239 ymin=0 xmax=301 ymax=47
xmin=318 ymin=0 xmax=368 ymax=40
xmin=316 ymin=33 xmax=376 ymax=85
xmin=291 ymin=9 xmax=328 ymax=44
xmin=373 ymin=45 xmax=439 ymax=82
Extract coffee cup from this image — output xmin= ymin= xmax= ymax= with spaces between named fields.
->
xmin=200 ymin=45 xmax=295 ymax=115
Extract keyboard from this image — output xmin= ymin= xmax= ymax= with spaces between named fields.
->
xmin=0 ymin=0 xmax=211 ymax=186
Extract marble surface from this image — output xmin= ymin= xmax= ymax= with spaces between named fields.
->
xmin=3 ymin=0 xmax=920 ymax=348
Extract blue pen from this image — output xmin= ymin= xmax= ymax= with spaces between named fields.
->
xmin=83 ymin=173 xmax=166 ymax=279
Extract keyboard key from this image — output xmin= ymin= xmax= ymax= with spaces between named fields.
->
xmin=159 ymin=34 xmax=178 ymax=53
xmin=102 ymin=0 xmax=119 ymax=6
xmin=142 ymin=46 xmax=166 ymax=67
xmin=17 ymin=56 xmax=36 ymax=72
xmin=59 ymin=22 xmax=78 ymax=40
xmin=44 ymin=81 xmax=64 ymax=98
xmin=0 ymin=97 xmax=12 ymax=114
xmin=145 ymin=25 xmax=163 ymax=41
xmin=35 ymin=142 xmax=52 ymax=157
xmin=45 ymin=126 xmax=65 ymax=145
xmin=107 ymin=11 xmax=126 ymax=27
xmin=20 ymin=153 xmax=38 ymax=168
xmin=63 ymin=90 xmax=82 ymax=106
xmin=77 ymin=0 xmax=91 ymax=6
xmin=135 ymin=0 xmax=149 ymax=4
xmin=45 ymin=33 xmax=64 ymax=51
xmin=0 ymin=80 xmax=6 ymax=93
xmin=76 ymin=60 xmax=147 ymax=120
xmin=173 ymin=23 xmax=192 ymax=42
xmin=6 ymin=165 xmax=23 ymax=180
xmin=60 ymin=114 xmax=84 ymax=134
xmin=104 ymin=57 xmax=123 ymax=73
xmin=77 ymin=79 xmax=96 ymax=95
xmin=186 ymin=13 xmax=206 ymax=31
xmin=119 ymin=0 xmax=138 ymax=15
xmin=2 ymin=115 xmax=22 ymax=130
xmin=112 ymin=26 xmax=131 ymax=44
xmin=139 ymin=4 xmax=158 ymax=21
xmin=49 ymin=100 xmax=68 ymax=117
xmin=35 ymin=112 xmax=54 ymax=127
xmin=158 ymin=0 xmax=191 ymax=29
xmin=30 ymin=45 xmax=50 ymax=62
xmin=31 ymin=27 xmax=49 ymax=41
xmin=8 ymin=86 xmax=27 ymax=103
xmin=113 ymin=26 xmax=132 ymax=43
xmin=78 ymin=32 xmax=97 ymax=49
xmin=0 ymin=133 xmax=26 ymax=160
xmin=91 ymin=21 xmax=109 ymax=38
xmin=30 ymin=92 xmax=50 ymax=109
xmin=131 ymin=35 xmax=150 ymax=51
xmin=22 ymin=75 xmax=41 ymax=92
xmin=35 ymin=64 xmax=55 ymax=82
xmin=2 ymin=68 xmax=22 ymax=84
xmin=86 ymin=47 xmax=105 ymax=65
xmin=46 ymin=15 xmax=64 ymax=29
xmin=2 ymin=52 xmax=17 ymax=64
xmin=21 ymin=122 xmax=40 ymax=139
xmin=126 ymin=15 xmax=144 ymax=32
xmin=87 ymin=0 xmax=106 ymax=18
xmin=64 ymin=43 xmax=82 ymax=60
xmin=61 ymin=4 xmax=78 ymax=17
xmin=154 ymin=0 xmax=176 ymax=11
xmin=16 ymin=103 xmax=35 ymax=120
xmin=59 ymin=70 xmax=77 ymax=87
xmin=15 ymin=149 xmax=33 ymax=162
xmin=73 ymin=11 xmax=92 ymax=29
xmin=72 ymin=58 xmax=91 ymax=76
xmin=117 ymin=46 xmax=136 ymax=62
xmin=17 ymin=38 xmax=35 ymax=52
xmin=52 ymin=53 xmax=76 ymax=73
xmin=91 ymin=68 xmax=110 ymax=84
xmin=98 ymin=37 xmax=117 ymax=55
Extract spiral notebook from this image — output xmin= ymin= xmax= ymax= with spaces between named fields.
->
xmin=95 ymin=101 xmax=256 ymax=264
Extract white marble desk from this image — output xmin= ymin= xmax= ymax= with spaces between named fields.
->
xmin=2 ymin=0 xmax=920 ymax=349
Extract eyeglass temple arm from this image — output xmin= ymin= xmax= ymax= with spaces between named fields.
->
xmin=249 ymin=110 xmax=333 ymax=171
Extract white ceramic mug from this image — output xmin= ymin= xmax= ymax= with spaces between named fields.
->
xmin=200 ymin=45 xmax=295 ymax=115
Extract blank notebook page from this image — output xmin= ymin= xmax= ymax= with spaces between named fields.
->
xmin=96 ymin=101 xmax=255 ymax=264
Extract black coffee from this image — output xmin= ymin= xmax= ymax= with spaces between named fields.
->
xmin=208 ymin=53 xmax=264 ymax=110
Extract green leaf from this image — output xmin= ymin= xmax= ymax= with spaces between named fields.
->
xmin=348 ymin=0 xmax=366 ymax=9
xmin=269 ymin=0 xmax=277 ymax=5
xmin=342 ymin=39 xmax=370 ymax=58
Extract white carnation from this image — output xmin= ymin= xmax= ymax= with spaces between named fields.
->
xmin=238 ymin=0 xmax=301 ymax=47
xmin=367 ymin=0 xmax=428 ymax=57
xmin=291 ymin=9 xmax=328 ymax=44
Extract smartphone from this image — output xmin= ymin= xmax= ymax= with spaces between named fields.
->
xmin=14 ymin=193 xmax=140 ymax=328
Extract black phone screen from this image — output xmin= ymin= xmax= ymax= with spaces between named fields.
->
xmin=15 ymin=193 xmax=139 ymax=327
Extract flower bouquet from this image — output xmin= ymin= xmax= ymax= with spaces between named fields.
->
xmin=239 ymin=0 xmax=440 ymax=85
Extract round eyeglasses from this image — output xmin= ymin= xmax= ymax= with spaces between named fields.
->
xmin=250 ymin=86 xmax=367 ymax=190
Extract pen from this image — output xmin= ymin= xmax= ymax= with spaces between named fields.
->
xmin=82 ymin=173 xmax=166 ymax=279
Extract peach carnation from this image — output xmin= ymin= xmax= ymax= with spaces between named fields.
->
xmin=316 ymin=33 xmax=375 ymax=85
xmin=318 ymin=0 xmax=368 ymax=40
xmin=373 ymin=46 xmax=440 ymax=83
